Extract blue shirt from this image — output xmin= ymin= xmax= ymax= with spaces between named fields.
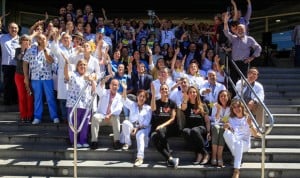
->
xmin=0 ymin=34 xmax=19 ymax=65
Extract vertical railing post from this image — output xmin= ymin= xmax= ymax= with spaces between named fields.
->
xmin=73 ymin=110 xmax=78 ymax=178
xmin=261 ymin=112 xmax=266 ymax=178
xmin=261 ymin=133 xmax=266 ymax=178
xmin=265 ymin=17 xmax=269 ymax=32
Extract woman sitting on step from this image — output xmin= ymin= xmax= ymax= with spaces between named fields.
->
xmin=181 ymin=85 xmax=211 ymax=165
xmin=210 ymin=89 xmax=232 ymax=167
xmin=223 ymin=99 xmax=259 ymax=178
xmin=119 ymin=81 xmax=152 ymax=167
xmin=150 ymin=83 xmax=180 ymax=169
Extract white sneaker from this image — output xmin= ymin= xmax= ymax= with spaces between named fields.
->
xmin=134 ymin=158 xmax=143 ymax=167
xmin=77 ymin=144 xmax=82 ymax=148
xmin=82 ymin=143 xmax=90 ymax=148
xmin=122 ymin=144 xmax=129 ymax=150
xmin=53 ymin=118 xmax=60 ymax=124
xmin=32 ymin=119 xmax=41 ymax=125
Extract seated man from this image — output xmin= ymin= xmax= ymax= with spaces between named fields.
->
xmin=235 ymin=67 xmax=265 ymax=127
xmin=169 ymin=77 xmax=190 ymax=131
xmin=90 ymin=77 xmax=123 ymax=149
xmin=200 ymin=70 xmax=226 ymax=114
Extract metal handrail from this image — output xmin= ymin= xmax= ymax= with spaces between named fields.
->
xmin=69 ymin=71 xmax=105 ymax=133
xmin=225 ymin=58 xmax=275 ymax=178
xmin=228 ymin=60 xmax=275 ymax=134
xmin=68 ymin=83 xmax=95 ymax=133
xmin=68 ymin=82 xmax=96 ymax=178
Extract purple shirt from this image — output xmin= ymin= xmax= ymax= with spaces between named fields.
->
xmin=224 ymin=29 xmax=262 ymax=61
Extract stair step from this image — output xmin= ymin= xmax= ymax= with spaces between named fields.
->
xmin=0 ymin=143 xmax=217 ymax=162
xmin=0 ymin=159 xmax=299 ymax=178
xmin=258 ymin=79 xmax=300 ymax=85
xmin=271 ymin=114 xmax=300 ymax=124
xmin=248 ymin=148 xmax=300 ymax=162
xmin=264 ymin=85 xmax=300 ymax=91
xmin=252 ymin=135 xmax=300 ymax=148
xmin=265 ymin=99 xmax=300 ymax=105
xmin=0 ymin=121 xmax=114 ymax=134
xmin=265 ymin=91 xmax=300 ymax=97
xmin=0 ymin=159 xmax=232 ymax=177
xmin=268 ymin=124 xmax=300 ymax=135
xmin=257 ymin=67 xmax=300 ymax=74
xmin=259 ymin=73 xmax=300 ymax=78
xmin=0 ymin=143 xmax=299 ymax=163
xmin=0 ymin=130 xmax=244 ymax=147
xmin=0 ymin=105 xmax=19 ymax=112
xmin=268 ymin=105 xmax=300 ymax=114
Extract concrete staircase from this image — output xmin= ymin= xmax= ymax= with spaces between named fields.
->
xmin=0 ymin=67 xmax=299 ymax=178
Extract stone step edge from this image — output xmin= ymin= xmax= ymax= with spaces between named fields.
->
xmin=0 ymin=159 xmax=299 ymax=170
xmin=1 ymin=144 xmax=299 ymax=154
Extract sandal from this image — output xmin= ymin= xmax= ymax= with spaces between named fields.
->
xmin=193 ymin=153 xmax=203 ymax=165
xmin=200 ymin=153 xmax=210 ymax=165
xmin=217 ymin=160 xmax=225 ymax=167
xmin=211 ymin=159 xmax=217 ymax=166
xmin=232 ymin=169 xmax=240 ymax=178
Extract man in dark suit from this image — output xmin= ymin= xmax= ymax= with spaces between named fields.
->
xmin=127 ymin=62 xmax=153 ymax=102
xmin=181 ymin=42 xmax=202 ymax=71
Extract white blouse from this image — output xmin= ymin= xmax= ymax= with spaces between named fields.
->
xmin=229 ymin=116 xmax=252 ymax=147
xmin=122 ymin=97 xmax=152 ymax=129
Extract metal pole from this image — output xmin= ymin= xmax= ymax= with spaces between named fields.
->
xmin=261 ymin=134 xmax=266 ymax=178
xmin=1 ymin=0 xmax=6 ymax=26
xmin=265 ymin=17 xmax=269 ymax=32
xmin=73 ymin=110 xmax=78 ymax=178
xmin=261 ymin=113 xmax=266 ymax=178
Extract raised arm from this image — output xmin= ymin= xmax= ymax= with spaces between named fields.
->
xmin=101 ymin=8 xmax=108 ymax=22
xmin=120 ymin=80 xmax=128 ymax=99
xmin=244 ymin=0 xmax=252 ymax=22
xmin=105 ymin=50 xmax=114 ymax=76
xmin=150 ymin=82 xmax=156 ymax=111
xmin=146 ymin=45 xmax=154 ymax=70
xmin=214 ymin=55 xmax=224 ymax=76
xmin=44 ymin=49 xmax=54 ymax=64
xmin=171 ymin=47 xmax=180 ymax=71
xmin=61 ymin=53 xmax=71 ymax=81
xmin=201 ymin=43 xmax=208 ymax=60
xmin=231 ymin=0 xmax=238 ymax=21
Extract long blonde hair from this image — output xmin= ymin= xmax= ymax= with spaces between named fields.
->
xmin=187 ymin=85 xmax=206 ymax=116
xmin=229 ymin=99 xmax=248 ymax=118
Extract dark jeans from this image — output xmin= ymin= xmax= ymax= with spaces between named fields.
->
xmin=151 ymin=127 xmax=172 ymax=160
xmin=2 ymin=65 xmax=17 ymax=105
xmin=228 ymin=60 xmax=249 ymax=97
xmin=182 ymin=126 xmax=207 ymax=155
